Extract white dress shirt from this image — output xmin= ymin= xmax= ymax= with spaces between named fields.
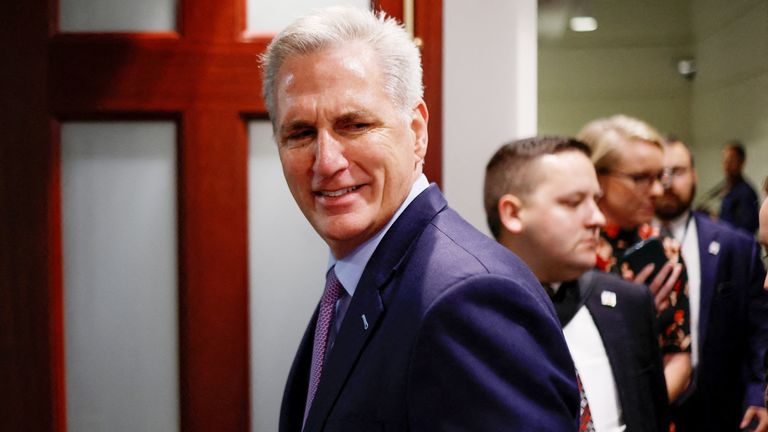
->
xmin=563 ymin=307 xmax=626 ymax=432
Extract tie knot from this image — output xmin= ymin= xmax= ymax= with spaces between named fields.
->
xmin=541 ymin=283 xmax=555 ymax=298
xmin=323 ymin=267 xmax=344 ymax=307
xmin=659 ymin=223 xmax=674 ymax=239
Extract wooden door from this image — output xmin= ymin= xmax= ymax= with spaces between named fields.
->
xmin=0 ymin=0 xmax=441 ymax=430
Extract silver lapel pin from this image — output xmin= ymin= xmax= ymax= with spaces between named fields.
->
xmin=361 ymin=314 xmax=369 ymax=330
xmin=708 ymin=241 xmax=720 ymax=255
xmin=601 ymin=290 xmax=617 ymax=308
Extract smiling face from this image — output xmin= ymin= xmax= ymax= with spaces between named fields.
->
xmin=273 ymin=43 xmax=428 ymax=258
xmin=598 ymin=138 xmax=664 ymax=229
xmin=502 ymin=151 xmax=606 ymax=283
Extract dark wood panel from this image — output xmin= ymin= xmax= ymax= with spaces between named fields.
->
xmin=372 ymin=0 xmax=442 ymax=186
xmin=178 ymin=110 xmax=250 ymax=432
xmin=373 ymin=0 xmax=404 ymax=21
xmin=417 ymin=0 xmax=443 ymax=186
xmin=181 ymin=0 xmax=242 ymax=41
xmin=50 ymin=36 xmax=269 ymax=114
xmin=0 ymin=0 xmax=61 ymax=429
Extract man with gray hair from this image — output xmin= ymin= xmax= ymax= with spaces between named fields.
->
xmin=261 ymin=6 xmax=579 ymax=432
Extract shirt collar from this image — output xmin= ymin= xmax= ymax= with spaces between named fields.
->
xmin=545 ymin=281 xmax=563 ymax=295
xmin=328 ymin=174 xmax=430 ymax=297
xmin=655 ymin=210 xmax=691 ymax=242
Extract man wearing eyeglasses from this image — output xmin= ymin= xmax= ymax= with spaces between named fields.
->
xmin=655 ymin=138 xmax=768 ymax=432
xmin=577 ymin=115 xmax=692 ymax=409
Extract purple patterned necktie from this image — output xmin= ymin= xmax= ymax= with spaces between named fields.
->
xmin=303 ymin=266 xmax=343 ymax=426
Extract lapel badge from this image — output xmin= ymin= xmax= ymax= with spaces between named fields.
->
xmin=361 ymin=314 xmax=369 ymax=330
xmin=708 ymin=241 xmax=720 ymax=256
xmin=601 ymin=290 xmax=617 ymax=308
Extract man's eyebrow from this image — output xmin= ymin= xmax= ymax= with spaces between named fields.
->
xmin=336 ymin=110 xmax=375 ymax=122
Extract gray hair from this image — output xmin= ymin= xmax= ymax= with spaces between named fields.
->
xmin=260 ymin=6 xmax=423 ymax=126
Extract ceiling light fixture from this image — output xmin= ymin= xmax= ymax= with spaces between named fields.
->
xmin=570 ymin=16 xmax=598 ymax=32
xmin=570 ymin=0 xmax=598 ymax=32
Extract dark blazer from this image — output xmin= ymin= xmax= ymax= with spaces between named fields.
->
xmin=280 ymin=185 xmax=579 ymax=432
xmin=557 ymin=271 xmax=669 ymax=432
xmin=719 ymin=178 xmax=759 ymax=234
xmin=672 ymin=212 xmax=768 ymax=431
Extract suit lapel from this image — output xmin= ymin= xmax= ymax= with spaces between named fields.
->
xmin=694 ymin=212 xmax=718 ymax=356
xmin=580 ymin=272 xmax=634 ymax=413
xmin=303 ymin=185 xmax=447 ymax=431
xmin=280 ymin=306 xmax=319 ymax=432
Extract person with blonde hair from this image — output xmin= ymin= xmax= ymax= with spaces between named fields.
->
xmin=577 ymin=115 xmax=692 ymax=407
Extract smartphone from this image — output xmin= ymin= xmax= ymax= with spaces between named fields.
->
xmin=622 ymin=237 xmax=668 ymax=283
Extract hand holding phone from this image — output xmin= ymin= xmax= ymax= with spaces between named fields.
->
xmin=622 ymin=238 xmax=682 ymax=312
xmin=622 ymin=238 xmax=667 ymax=281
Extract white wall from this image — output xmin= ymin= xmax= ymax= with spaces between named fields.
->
xmin=443 ymin=0 xmax=538 ymax=233
xmin=537 ymin=0 xmax=768 ymax=204
xmin=538 ymin=0 xmax=693 ymax=142
xmin=690 ymin=0 xmax=768 ymax=200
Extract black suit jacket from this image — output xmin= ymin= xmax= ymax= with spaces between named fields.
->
xmin=672 ymin=212 xmax=768 ymax=431
xmin=280 ymin=185 xmax=580 ymax=431
xmin=556 ymin=271 xmax=669 ymax=432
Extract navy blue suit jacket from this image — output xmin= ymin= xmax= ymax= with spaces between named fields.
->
xmin=673 ymin=212 xmax=768 ymax=431
xmin=280 ymin=185 xmax=580 ymax=431
xmin=577 ymin=271 xmax=669 ymax=432
xmin=719 ymin=178 xmax=759 ymax=234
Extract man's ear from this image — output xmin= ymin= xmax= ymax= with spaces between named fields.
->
xmin=498 ymin=193 xmax=524 ymax=234
xmin=411 ymin=99 xmax=429 ymax=162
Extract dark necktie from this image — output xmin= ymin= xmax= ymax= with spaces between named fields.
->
xmin=549 ymin=281 xmax=582 ymax=327
xmin=303 ymin=267 xmax=343 ymax=424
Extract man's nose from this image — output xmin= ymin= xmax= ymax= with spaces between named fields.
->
xmin=650 ymin=177 xmax=664 ymax=197
xmin=313 ymin=130 xmax=349 ymax=176
xmin=587 ymin=200 xmax=606 ymax=228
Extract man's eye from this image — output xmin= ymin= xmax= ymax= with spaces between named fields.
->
xmin=286 ymin=129 xmax=315 ymax=141
xmin=561 ymin=196 xmax=586 ymax=208
xmin=341 ymin=122 xmax=371 ymax=132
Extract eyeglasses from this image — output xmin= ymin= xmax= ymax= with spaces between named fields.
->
xmin=600 ymin=170 xmax=665 ymax=189
xmin=660 ymin=166 xmax=690 ymax=188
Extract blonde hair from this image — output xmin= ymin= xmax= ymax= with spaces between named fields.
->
xmin=576 ymin=114 xmax=662 ymax=172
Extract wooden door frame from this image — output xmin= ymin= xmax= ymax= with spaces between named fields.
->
xmin=0 ymin=1 xmax=442 ymax=431
xmin=374 ymin=0 xmax=443 ymax=185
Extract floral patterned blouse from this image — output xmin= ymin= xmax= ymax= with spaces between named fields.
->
xmin=596 ymin=222 xmax=692 ymax=354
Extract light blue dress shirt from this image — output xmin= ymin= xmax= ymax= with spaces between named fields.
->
xmin=326 ymin=174 xmax=429 ymax=341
